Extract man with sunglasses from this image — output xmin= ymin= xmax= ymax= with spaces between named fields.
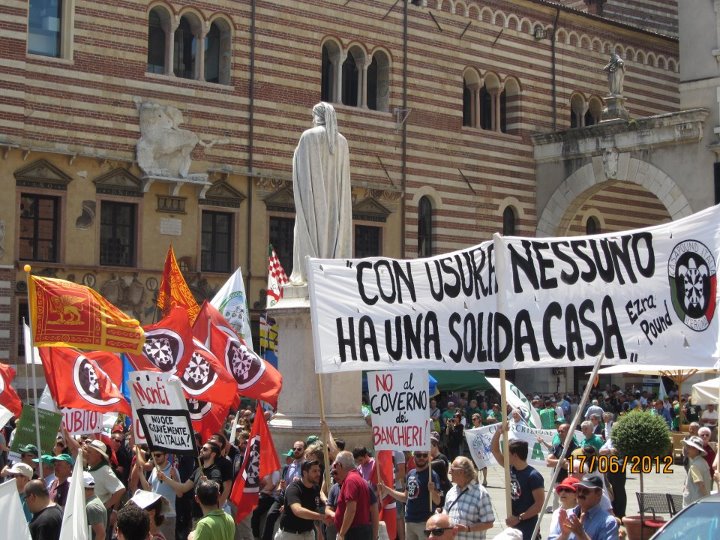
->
xmin=138 ymin=449 xmax=178 ymax=539
xmin=379 ymin=450 xmax=441 ymax=540
xmin=549 ymin=475 xmax=618 ymax=540
xmin=423 ymin=513 xmax=456 ymax=540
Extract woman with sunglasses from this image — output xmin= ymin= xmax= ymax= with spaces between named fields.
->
xmin=442 ymin=457 xmax=494 ymax=540
xmin=547 ymin=476 xmax=579 ymax=536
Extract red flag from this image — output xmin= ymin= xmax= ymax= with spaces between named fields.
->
xmin=187 ymin=398 xmax=230 ymax=444
xmin=126 ymin=307 xmax=194 ymax=376
xmin=0 ymin=363 xmax=22 ymax=417
xmin=230 ymin=403 xmax=281 ymax=523
xmin=28 ymin=276 xmax=144 ymax=354
xmin=267 ymin=245 xmax=288 ymax=308
xmin=376 ymin=450 xmax=397 ymax=540
xmin=38 ymin=348 xmax=131 ymax=415
xmin=177 ymin=338 xmax=237 ymax=406
xmin=195 ymin=302 xmax=282 ymax=406
xmin=156 ymin=246 xmax=200 ymax=324
xmin=210 ymin=326 xmax=282 ymax=408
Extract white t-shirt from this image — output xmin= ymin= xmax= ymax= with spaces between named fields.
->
xmin=89 ymin=463 xmax=125 ymax=505
xmin=701 ymin=409 xmax=718 ymax=427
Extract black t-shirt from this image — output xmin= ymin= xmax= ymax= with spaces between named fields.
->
xmin=29 ymin=504 xmax=63 ymax=540
xmin=552 ymin=439 xmax=578 ymax=482
xmin=216 ymin=455 xmax=234 ymax=483
xmin=280 ymin=481 xmax=320 ymax=532
xmin=191 ymin=463 xmax=224 ymax=518
xmin=510 ymin=465 xmax=544 ymax=540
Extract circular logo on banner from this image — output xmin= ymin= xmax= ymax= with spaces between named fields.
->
xmin=187 ymin=399 xmax=213 ymax=421
xmin=73 ymin=356 xmax=119 ymax=406
xmin=143 ymin=330 xmax=185 ymax=373
xmin=243 ymin=435 xmax=261 ymax=489
xmin=181 ymin=350 xmax=218 ymax=396
xmin=225 ymin=336 xmax=265 ymax=390
xmin=668 ymin=240 xmax=717 ymax=331
xmin=219 ymin=292 xmax=248 ymax=339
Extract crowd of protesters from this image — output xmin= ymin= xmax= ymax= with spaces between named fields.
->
xmin=1 ymin=382 xmax=719 ymax=540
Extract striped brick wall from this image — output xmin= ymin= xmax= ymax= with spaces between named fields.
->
xmin=0 ymin=267 xmax=14 ymax=365
xmin=0 ymin=0 xmax=679 ymax=260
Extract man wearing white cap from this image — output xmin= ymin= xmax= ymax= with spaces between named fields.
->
xmin=79 ymin=470 xmax=107 ymax=540
xmin=6 ymin=461 xmax=34 ymax=522
xmin=84 ymin=439 xmax=125 ymax=538
xmin=682 ymin=435 xmax=711 ymax=508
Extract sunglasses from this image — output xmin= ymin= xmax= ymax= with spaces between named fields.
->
xmin=152 ymin=453 xmax=165 ymax=458
xmin=557 ymin=487 xmax=575 ymax=493
xmin=415 ymin=453 xmax=429 ymax=458
xmin=424 ymin=528 xmax=453 ymax=537
xmin=576 ymin=487 xmax=599 ymax=495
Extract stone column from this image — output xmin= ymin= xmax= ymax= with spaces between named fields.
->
xmin=468 ymin=83 xmax=480 ymax=128
xmin=492 ymin=90 xmax=500 ymax=132
xmin=165 ymin=17 xmax=178 ymax=76
xmin=196 ymin=25 xmax=208 ymax=81
xmin=269 ymin=285 xmax=371 ymax=456
xmin=333 ymin=58 xmax=342 ymax=103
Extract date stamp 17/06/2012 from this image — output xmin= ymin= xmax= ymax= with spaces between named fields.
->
xmin=568 ymin=454 xmax=674 ymax=475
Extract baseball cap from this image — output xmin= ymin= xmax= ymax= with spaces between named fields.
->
xmin=7 ymin=462 xmax=34 ymax=479
xmin=305 ymin=435 xmax=320 ymax=446
xmin=51 ymin=454 xmax=75 ymax=466
xmin=32 ymin=454 xmax=56 ymax=465
xmin=284 ymin=449 xmax=295 ymax=458
xmin=18 ymin=444 xmax=39 ymax=456
xmin=576 ymin=475 xmax=604 ymax=490
xmin=555 ymin=476 xmax=580 ymax=493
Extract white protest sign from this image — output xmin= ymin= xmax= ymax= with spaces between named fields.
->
xmin=493 ymin=204 xmax=720 ymax=368
xmin=307 ymin=241 xmax=497 ymax=373
xmin=486 ymin=378 xmax=542 ymax=429
xmin=128 ymin=371 xmax=196 ymax=455
xmin=62 ymin=409 xmax=103 ymax=436
xmin=464 ymin=423 xmax=582 ymax=470
xmin=368 ymin=370 xmax=430 ymax=451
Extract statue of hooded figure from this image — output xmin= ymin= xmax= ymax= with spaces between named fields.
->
xmin=289 ymin=102 xmax=352 ymax=285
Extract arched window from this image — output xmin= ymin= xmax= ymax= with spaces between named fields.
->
xmin=174 ymin=16 xmax=197 ymax=79
xmin=205 ymin=22 xmax=221 ymax=83
xmin=480 ymin=86 xmax=492 ymax=130
xmin=342 ymin=51 xmax=360 ymax=106
xmin=321 ymin=41 xmax=342 ymax=102
xmin=585 ymin=97 xmax=602 ymax=127
xmin=147 ymin=8 xmax=166 ymax=74
xmin=418 ymin=197 xmax=433 ymax=258
xmin=502 ymin=206 xmax=516 ymax=236
xmin=586 ymin=216 xmax=600 ymax=235
xmin=501 ymin=78 xmax=521 ymax=134
xmin=367 ymin=51 xmax=390 ymax=112
xmin=462 ymin=69 xmax=481 ymax=128
xmin=204 ymin=19 xmax=232 ymax=84
xmin=570 ymin=94 xmax=585 ymax=128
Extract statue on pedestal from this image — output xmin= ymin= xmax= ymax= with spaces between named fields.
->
xmin=603 ymin=52 xmax=626 ymax=96
xmin=289 ymin=102 xmax=352 ymax=285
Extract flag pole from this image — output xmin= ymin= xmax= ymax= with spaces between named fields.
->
xmin=23 ymin=265 xmax=44 ymax=479
xmin=529 ymin=353 xmax=605 ymax=540
xmin=316 ymin=373 xmax=332 ymax=494
xmin=499 ymin=369 xmax=511 ymax=518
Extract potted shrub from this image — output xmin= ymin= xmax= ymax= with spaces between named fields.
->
xmin=612 ymin=410 xmax=671 ymax=540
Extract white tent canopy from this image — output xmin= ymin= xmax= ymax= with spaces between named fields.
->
xmin=595 ymin=364 xmax=717 ymax=378
xmin=692 ymin=377 xmax=720 ymax=406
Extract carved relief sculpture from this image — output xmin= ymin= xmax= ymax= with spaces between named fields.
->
xmin=134 ymin=99 xmax=228 ymax=178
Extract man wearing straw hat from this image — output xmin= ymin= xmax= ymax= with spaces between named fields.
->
xmin=84 ymin=439 xmax=126 ymax=539
xmin=682 ymin=435 xmax=712 ymax=508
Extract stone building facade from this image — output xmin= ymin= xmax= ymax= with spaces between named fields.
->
xmin=0 ymin=0 xmax=682 ymax=395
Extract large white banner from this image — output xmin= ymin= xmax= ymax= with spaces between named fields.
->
xmin=368 ymin=370 xmax=430 ymax=451
xmin=308 ymin=206 xmax=720 ymax=372
xmin=308 ymin=241 xmax=497 ymax=373
xmin=464 ymin=423 xmax=582 ymax=470
xmin=494 ymin=204 xmax=720 ymax=368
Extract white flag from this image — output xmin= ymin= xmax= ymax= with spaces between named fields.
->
xmin=211 ymin=267 xmax=254 ymax=349
xmin=0 ymin=479 xmax=32 ymax=540
xmin=23 ymin=321 xmax=42 ymax=364
xmin=486 ymin=377 xmax=543 ymax=429
xmin=0 ymin=404 xmax=12 ymax=433
xmin=60 ymin=452 xmax=89 ymax=540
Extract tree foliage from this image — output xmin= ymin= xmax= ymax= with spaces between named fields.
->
xmin=612 ymin=410 xmax=671 ymax=458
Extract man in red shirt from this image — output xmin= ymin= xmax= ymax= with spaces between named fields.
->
xmin=333 ymin=450 xmax=373 ymax=540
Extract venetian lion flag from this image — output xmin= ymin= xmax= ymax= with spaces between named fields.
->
xmin=157 ymin=246 xmax=200 ymax=324
xmin=0 ymin=363 xmax=22 ymax=417
xmin=28 ymin=276 xmax=144 ymax=354
xmin=229 ymin=403 xmax=280 ymax=523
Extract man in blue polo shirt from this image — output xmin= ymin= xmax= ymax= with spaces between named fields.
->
xmin=548 ymin=475 xmax=618 ymax=540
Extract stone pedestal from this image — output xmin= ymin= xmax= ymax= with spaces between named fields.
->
xmin=268 ymin=284 xmax=371 ymax=455
xmin=601 ymin=95 xmax=630 ymax=122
